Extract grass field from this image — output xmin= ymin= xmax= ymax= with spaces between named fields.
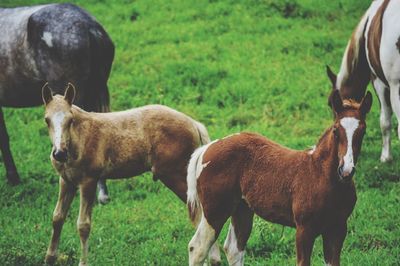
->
xmin=0 ymin=0 xmax=399 ymax=265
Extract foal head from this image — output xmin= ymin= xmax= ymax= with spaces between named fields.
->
xmin=42 ymin=83 xmax=76 ymax=163
xmin=329 ymin=89 xmax=372 ymax=182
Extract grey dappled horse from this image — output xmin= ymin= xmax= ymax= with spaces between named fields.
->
xmin=0 ymin=3 xmax=114 ymax=201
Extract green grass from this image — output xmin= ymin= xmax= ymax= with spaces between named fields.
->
xmin=1 ymin=0 xmax=400 ymax=265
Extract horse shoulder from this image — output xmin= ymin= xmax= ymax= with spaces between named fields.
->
xmin=365 ymin=0 xmax=391 ymax=84
xmin=380 ymin=0 xmax=400 ymax=82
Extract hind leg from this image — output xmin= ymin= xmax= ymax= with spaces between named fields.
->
xmin=97 ymin=178 xmax=110 ymax=204
xmin=390 ymin=82 xmax=400 ymax=141
xmin=0 ymin=107 xmax=20 ymax=185
xmin=189 ymin=213 xmax=224 ymax=266
xmin=224 ymin=201 xmax=254 ymax=266
xmin=206 ymin=243 xmax=221 ymax=266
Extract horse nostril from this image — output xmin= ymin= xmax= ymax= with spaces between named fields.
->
xmin=337 ymin=166 xmax=344 ymax=177
xmin=53 ymin=149 xmax=68 ymax=162
xmin=338 ymin=166 xmax=355 ymax=181
xmin=348 ymin=167 xmax=356 ymax=178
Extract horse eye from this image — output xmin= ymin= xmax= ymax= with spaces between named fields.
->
xmin=333 ymin=127 xmax=339 ymax=138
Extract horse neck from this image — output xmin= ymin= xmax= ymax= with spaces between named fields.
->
xmin=69 ymin=106 xmax=93 ymax=158
xmin=311 ymin=127 xmax=339 ymax=179
xmin=337 ymin=14 xmax=371 ymax=102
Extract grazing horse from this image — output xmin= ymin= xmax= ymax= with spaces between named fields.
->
xmin=42 ymin=84 xmax=221 ymax=266
xmin=186 ymin=90 xmax=372 ymax=266
xmin=327 ymin=0 xmax=400 ymax=162
xmin=0 ymin=3 xmax=114 ymax=192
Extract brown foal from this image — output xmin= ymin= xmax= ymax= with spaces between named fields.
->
xmin=187 ymin=89 xmax=372 ymax=266
xmin=42 ymin=84 xmax=219 ymax=265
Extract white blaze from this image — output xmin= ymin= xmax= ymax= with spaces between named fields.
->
xmin=41 ymin=32 xmax=53 ymax=47
xmin=52 ymin=112 xmax=65 ymax=150
xmin=340 ymin=117 xmax=359 ymax=173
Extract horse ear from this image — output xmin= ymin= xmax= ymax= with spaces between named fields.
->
xmin=42 ymin=83 xmax=53 ymax=105
xmin=329 ymin=89 xmax=343 ymax=114
xmin=64 ymin=83 xmax=76 ymax=105
xmin=326 ymin=65 xmax=337 ymax=88
xmin=360 ymin=91 xmax=373 ymax=115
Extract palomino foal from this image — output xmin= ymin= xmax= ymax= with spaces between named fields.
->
xmin=327 ymin=0 xmax=400 ymax=162
xmin=42 ymin=84 xmax=220 ymax=265
xmin=187 ymin=90 xmax=372 ymax=266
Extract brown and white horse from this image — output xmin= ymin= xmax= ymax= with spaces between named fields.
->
xmin=327 ymin=0 xmax=400 ymax=162
xmin=186 ymin=90 xmax=372 ymax=266
xmin=42 ymin=84 xmax=221 ymax=265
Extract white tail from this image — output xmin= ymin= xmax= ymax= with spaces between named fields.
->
xmin=186 ymin=140 xmax=216 ymax=224
xmin=194 ymin=121 xmax=211 ymax=145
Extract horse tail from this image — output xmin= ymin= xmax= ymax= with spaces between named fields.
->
xmin=194 ymin=121 xmax=211 ymax=145
xmin=86 ymin=26 xmax=115 ymax=112
xmin=187 ymin=141 xmax=214 ymax=225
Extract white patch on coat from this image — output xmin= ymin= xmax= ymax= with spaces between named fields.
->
xmin=52 ymin=111 xmax=65 ymax=150
xmin=308 ymin=145 xmax=316 ymax=155
xmin=41 ymin=32 xmax=53 ymax=47
xmin=340 ymin=117 xmax=360 ymax=173
xmin=364 ymin=0 xmax=385 ymax=75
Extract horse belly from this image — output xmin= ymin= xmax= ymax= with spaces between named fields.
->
xmin=101 ymin=150 xmax=149 ymax=180
xmin=243 ymin=187 xmax=295 ymax=227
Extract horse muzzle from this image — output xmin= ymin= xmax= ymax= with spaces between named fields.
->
xmin=337 ymin=165 xmax=355 ymax=182
xmin=52 ymin=149 xmax=68 ymax=163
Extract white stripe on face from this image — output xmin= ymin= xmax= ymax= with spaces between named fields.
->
xmin=52 ymin=111 xmax=65 ymax=150
xmin=340 ymin=117 xmax=360 ymax=173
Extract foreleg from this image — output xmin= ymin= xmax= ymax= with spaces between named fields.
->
xmin=45 ymin=178 xmax=77 ymax=264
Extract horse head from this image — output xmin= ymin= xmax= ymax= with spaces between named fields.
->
xmin=42 ymin=83 xmax=76 ymax=163
xmin=329 ymin=89 xmax=372 ymax=182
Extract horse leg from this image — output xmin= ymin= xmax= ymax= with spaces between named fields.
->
xmin=373 ymin=78 xmax=392 ymax=162
xmin=322 ymin=222 xmax=347 ymax=266
xmin=77 ymin=178 xmax=97 ymax=266
xmin=0 ymin=107 xmax=20 ymax=184
xmin=189 ymin=213 xmax=223 ymax=266
xmin=295 ymin=225 xmax=317 ymax=266
xmin=223 ymin=201 xmax=254 ymax=266
xmin=97 ymin=178 xmax=110 ymax=204
xmin=45 ymin=178 xmax=77 ymax=264
xmin=389 ymin=82 xmax=400 ymax=140
xmin=206 ymin=243 xmax=221 ymax=266
xmin=160 ymin=169 xmax=222 ymax=266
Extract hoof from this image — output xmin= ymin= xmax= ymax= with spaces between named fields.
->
xmin=7 ymin=171 xmax=21 ymax=186
xmin=98 ymin=193 xmax=110 ymax=205
xmin=45 ymin=254 xmax=57 ymax=265
xmin=380 ymin=155 xmax=393 ymax=163
xmin=203 ymin=259 xmax=221 ymax=266
xmin=210 ymin=260 xmax=221 ymax=266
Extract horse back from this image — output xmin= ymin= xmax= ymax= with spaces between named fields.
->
xmin=0 ymin=3 xmax=114 ymax=108
xmin=26 ymin=3 xmax=114 ymax=90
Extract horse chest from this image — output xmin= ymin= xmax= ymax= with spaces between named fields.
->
xmin=53 ymin=162 xmax=84 ymax=185
xmin=292 ymin=183 xmax=356 ymax=225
